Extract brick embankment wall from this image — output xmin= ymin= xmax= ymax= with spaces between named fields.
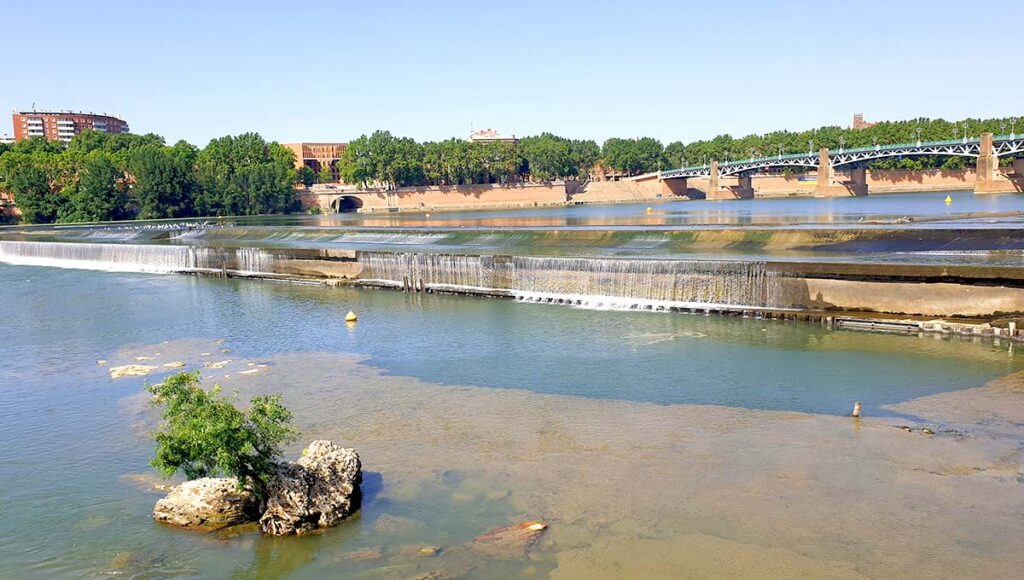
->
xmin=568 ymin=179 xmax=668 ymax=203
xmin=866 ymin=169 xmax=976 ymax=193
xmin=300 ymin=183 xmax=569 ymax=213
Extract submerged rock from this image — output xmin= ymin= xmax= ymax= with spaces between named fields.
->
xmin=260 ymin=440 xmax=362 ymax=535
xmin=469 ymin=521 xmax=547 ymax=558
xmin=153 ymin=477 xmax=257 ymax=530
xmin=109 ymin=364 xmax=157 ymax=379
xmin=335 ymin=547 xmax=383 ymax=562
xmin=203 ymin=359 xmax=232 ymax=369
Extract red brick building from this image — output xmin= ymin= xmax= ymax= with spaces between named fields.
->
xmin=283 ymin=142 xmax=347 ymax=182
xmin=11 ymin=110 xmax=130 ymax=143
xmin=852 ymin=113 xmax=878 ymax=130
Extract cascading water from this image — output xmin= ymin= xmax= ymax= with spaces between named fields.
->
xmin=358 ymin=251 xmax=500 ymax=291
xmin=510 ymin=256 xmax=784 ymax=310
xmin=0 ymin=241 xmax=218 ymax=273
xmin=356 ymin=251 xmax=791 ymax=310
xmin=0 ymin=241 xmax=277 ymax=276
xmin=234 ymin=247 xmax=276 ymax=274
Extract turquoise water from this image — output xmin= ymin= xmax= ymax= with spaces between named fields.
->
xmin=2 ymin=264 xmax=1022 ymax=577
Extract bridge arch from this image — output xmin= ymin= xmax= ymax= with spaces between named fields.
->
xmin=331 ymin=195 xmax=364 ymax=213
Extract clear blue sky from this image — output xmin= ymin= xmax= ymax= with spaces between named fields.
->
xmin=3 ymin=0 xmax=1020 ymax=147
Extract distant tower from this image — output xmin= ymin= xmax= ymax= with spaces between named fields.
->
xmin=852 ymin=113 xmax=877 ymax=130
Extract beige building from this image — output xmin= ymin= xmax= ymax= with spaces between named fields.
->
xmin=283 ymin=142 xmax=347 ymax=182
xmin=469 ymin=128 xmax=517 ymax=144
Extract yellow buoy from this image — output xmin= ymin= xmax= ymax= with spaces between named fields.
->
xmin=944 ymin=195 xmax=952 ymax=205
xmin=425 ymin=213 xmax=431 ymax=218
xmin=345 ymin=311 xmax=358 ymax=323
xmin=645 ymin=207 xmax=652 ymax=213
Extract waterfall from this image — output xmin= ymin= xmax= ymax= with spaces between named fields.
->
xmin=0 ymin=241 xmax=276 ymax=276
xmin=358 ymin=251 xmax=499 ymax=291
xmin=234 ymin=247 xmax=276 ymax=274
xmin=510 ymin=256 xmax=783 ymax=310
xmin=356 ymin=251 xmax=789 ymax=309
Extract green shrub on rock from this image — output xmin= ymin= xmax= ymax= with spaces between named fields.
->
xmin=148 ymin=371 xmax=296 ymax=498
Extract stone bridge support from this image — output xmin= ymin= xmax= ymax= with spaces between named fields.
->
xmin=975 ymin=132 xmax=1023 ymax=194
xmin=660 ymin=175 xmax=689 ymax=197
xmin=815 ymin=148 xmax=867 ymax=196
xmin=705 ymin=161 xmax=754 ymax=200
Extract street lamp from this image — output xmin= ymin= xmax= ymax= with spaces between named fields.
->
xmin=681 ymin=156 xmax=686 ymax=170
xmin=916 ymin=127 xmax=922 ymax=146
xmin=808 ymin=139 xmax=814 ymax=156
xmin=1012 ymin=118 xmax=1018 ymax=139
xmin=873 ymin=136 xmax=878 ymax=150
xmin=962 ymin=122 xmax=968 ymax=143
xmin=778 ymin=144 xmax=784 ymax=159
xmin=838 ymin=136 xmax=845 ymax=152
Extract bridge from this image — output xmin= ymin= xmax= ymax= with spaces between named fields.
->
xmin=658 ymin=132 xmax=1024 ymax=198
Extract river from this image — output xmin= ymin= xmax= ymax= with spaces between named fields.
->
xmin=1 ymin=261 xmax=1023 ymax=578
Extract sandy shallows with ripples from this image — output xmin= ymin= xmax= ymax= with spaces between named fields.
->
xmin=118 ymin=341 xmax=1024 ymax=579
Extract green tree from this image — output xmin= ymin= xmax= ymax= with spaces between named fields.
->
xmin=194 ymin=133 xmax=298 ymax=216
xmin=568 ymin=139 xmax=600 ymax=179
xmin=59 ymin=153 xmax=129 ymax=222
xmin=601 ymin=137 xmax=664 ymax=176
xmin=129 ymin=146 xmax=196 ymax=219
xmin=148 ymin=371 xmax=296 ymax=498
xmin=664 ymin=141 xmax=687 ymax=169
xmin=8 ymin=164 xmax=62 ymax=223
xmin=315 ymin=164 xmax=332 ymax=184
xmin=520 ymin=133 xmax=570 ymax=181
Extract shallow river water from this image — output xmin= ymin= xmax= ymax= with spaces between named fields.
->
xmin=1 ymin=264 xmax=1023 ymax=578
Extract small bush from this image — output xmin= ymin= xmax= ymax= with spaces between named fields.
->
xmin=148 ymin=371 xmax=296 ymax=498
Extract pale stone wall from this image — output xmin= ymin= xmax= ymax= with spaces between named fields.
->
xmin=802 ymin=278 xmax=1024 ymax=317
xmin=300 ymin=183 xmax=568 ymax=213
xmin=568 ymin=179 xmax=668 ymax=204
xmin=866 ymin=169 xmax=976 ymax=193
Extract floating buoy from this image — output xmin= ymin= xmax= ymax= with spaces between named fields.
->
xmin=944 ymin=195 xmax=952 ymax=205
xmin=851 ymin=401 xmax=862 ymax=418
xmin=425 ymin=213 xmax=431 ymax=218
xmin=345 ymin=311 xmax=358 ymax=323
xmin=645 ymin=207 xmax=652 ymax=213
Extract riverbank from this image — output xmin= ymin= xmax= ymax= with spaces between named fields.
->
xmin=297 ymin=168 xmax=1020 ymax=214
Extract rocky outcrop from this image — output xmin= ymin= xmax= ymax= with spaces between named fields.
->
xmin=260 ymin=440 xmax=362 ymax=535
xmin=152 ymin=477 xmax=257 ymax=530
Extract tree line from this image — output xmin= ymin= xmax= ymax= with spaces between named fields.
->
xmin=1 ymin=114 xmax=1018 ymax=223
xmin=0 ymin=131 xmax=300 ymax=224
xmin=335 ymin=131 xmax=607 ymax=190
xmin=666 ymin=116 xmax=1021 ymax=172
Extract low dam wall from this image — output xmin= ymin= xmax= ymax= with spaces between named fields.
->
xmin=4 ymin=240 xmax=1024 ymax=323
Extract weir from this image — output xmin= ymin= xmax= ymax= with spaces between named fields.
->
xmin=4 ymin=239 xmax=1024 ymax=323
xmin=358 ymin=251 xmax=790 ymax=310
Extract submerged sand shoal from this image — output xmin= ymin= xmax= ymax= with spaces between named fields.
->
xmin=116 ymin=340 xmax=1024 ymax=579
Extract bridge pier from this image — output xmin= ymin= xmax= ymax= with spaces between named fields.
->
xmin=815 ymin=148 xmax=867 ymax=196
xmin=975 ymin=132 xmax=1023 ymax=194
xmin=735 ymin=175 xmax=755 ymax=198
xmin=705 ymin=161 xmax=754 ymax=200
xmin=660 ymin=175 xmax=689 ymax=197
